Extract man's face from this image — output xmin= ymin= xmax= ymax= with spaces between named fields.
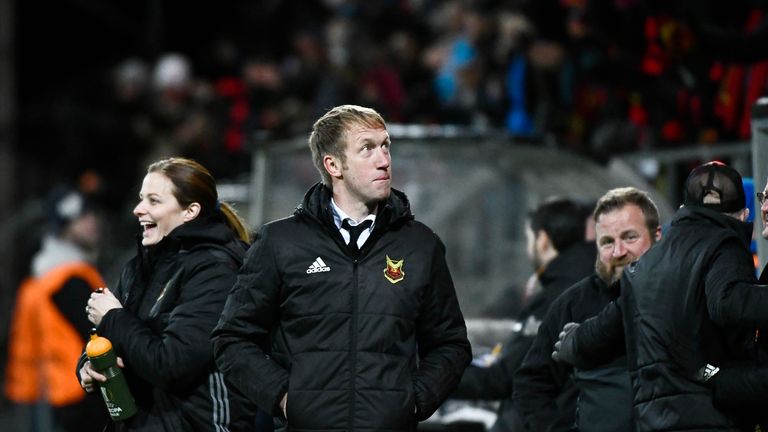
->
xmin=67 ymin=212 xmax=101 ymax=251
xmin=760 ymin=179 xmax=768 ymax=239
xmin=338 ymin=123 xmax=392 ymax=206
xmin=525 ymin=222 xmax=545 ymax=270
xmin=595 ymin=204 xmax=657 ymax=284
xmin=525 ymin=223 xmax=539 ymax=269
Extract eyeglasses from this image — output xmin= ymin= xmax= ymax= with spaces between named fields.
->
xmin=757 ymin=191 xmax=768 ymax=204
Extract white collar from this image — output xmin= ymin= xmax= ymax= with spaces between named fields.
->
xmin=330 ymin=198 xmax=376 ymax=230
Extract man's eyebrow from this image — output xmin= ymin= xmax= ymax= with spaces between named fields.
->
xmin=359 ymin=137 xmax=388 ymax=146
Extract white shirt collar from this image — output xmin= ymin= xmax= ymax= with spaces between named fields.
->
xmin=330 ymin=198 xmax=376 ymax=246
xmin=331 ymin=198 xmax=376 ymax=228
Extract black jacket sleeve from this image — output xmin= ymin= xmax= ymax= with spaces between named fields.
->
xmin=452 ymin=324 xmax=533 ymax=400
xmin=412 ymin=238 xmax=472 ymax=420
xmin=514 ymin=295 xmax=575 ymax=432
xmin=211 ymin=227 xmax=290 ymax=417
xmin=453 ymin=350 xmax=515 ymax=400
xmin=570 ymin=298 xmax=625 ymax=370
xmin=97 ymin=251 xmax=237 ymax=391
xmin=706 ymin=238 xmax=768 ymax=327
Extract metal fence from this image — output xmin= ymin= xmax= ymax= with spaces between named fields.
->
xmin=240 ymin=134 xmax=674 ymax=320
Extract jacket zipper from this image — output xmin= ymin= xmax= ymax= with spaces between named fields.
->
xmin=349 ymin=259 xmax=359 ymax=429
xmin=755 ymin=328 xmax=761 ymax=365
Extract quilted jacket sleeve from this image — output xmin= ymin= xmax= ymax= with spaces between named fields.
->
xmin=412 ymin=237 xmax=472 ymax=420
xmin=211 ymin=226 xmax=290 ymax=417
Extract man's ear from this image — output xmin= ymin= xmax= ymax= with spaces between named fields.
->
xmin=183 ymin=202 xmax=201 ymax=222
xmin=654 ymin=225 xmax=662 ymax=241
xmin=536 ymin=230 xmax=552 ymax=254
xmin=537 ymin=230 xmax=559 ymax=265
xmin=323 ymin=155 xmax=343 ymax=180
xmin=740 ymin=208 xmax=750 ymax=223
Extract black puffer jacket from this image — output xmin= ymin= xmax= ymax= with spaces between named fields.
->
xmin=708 ymin=267 xmax=768 ymax=431
xmin=77 ymin=215 xmax=261 ymax=431
xmin=514 ymin=273 xmax=634 ymax=432
xmin=571 ymin=206 xmax=768 ymax=432
xmin=453 ymin=241 xmax=595 ymax=432
xmin=212 ymin=183 xmax=472 ymax=431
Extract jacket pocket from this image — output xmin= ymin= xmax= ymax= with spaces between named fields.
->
xmin=285 ymin=352 xmax=349 ymax=429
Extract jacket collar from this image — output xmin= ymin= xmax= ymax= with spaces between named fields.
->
xmin=672 ymin=205 xmax=753 ymax=249
xmin=136 ymin=214 xmax=241 ymax=262
xmin=539 ymin=241 xmax=597 ymax=290
xmin=295 ymin=182 xmax=414 ymax=232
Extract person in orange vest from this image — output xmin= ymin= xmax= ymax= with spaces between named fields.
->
xmin=4 ymin=185 xmax=109 ymax=432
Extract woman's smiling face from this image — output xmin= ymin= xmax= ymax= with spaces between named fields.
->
xmin=133 ymin=172 xmax=189 ymax=246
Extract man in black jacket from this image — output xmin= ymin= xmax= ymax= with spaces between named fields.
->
xmin=513 ymin=187 xmax=661 ymax=432
xmin=452 ymin=197 xmax=595 ymax=431
xmin=704 ymin=178 xmax=768 ymax=430
xmin=212 ymin=104 xmax=472 ymax=431
xmin=554 ymin=162 xmax=768 ymax=432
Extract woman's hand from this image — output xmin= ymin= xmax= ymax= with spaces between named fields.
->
xmin=79 ymin=357 xmax=125 ymax=393
xmin=86 ymin=288 xmax=123 ymax=326
xmin=79 ymin=360 xmax=105 ymax=393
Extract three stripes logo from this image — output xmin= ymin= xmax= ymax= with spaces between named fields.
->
xmin=699 ymin=363 xmax=720 ymax=382
xmin=306 ymin=257 xmax=331 ymax=274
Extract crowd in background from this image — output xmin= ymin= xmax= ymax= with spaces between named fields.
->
xmin=6 ymin=1 xmax=768 ymax=429
xmin=19 ymin=0 xmax=768 ymax=207
xmin=8 ymin=0 xmax=768 ymax=324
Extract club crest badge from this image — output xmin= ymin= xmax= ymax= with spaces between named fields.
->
xmin=383 ymin=255 xmax=405 ymax=284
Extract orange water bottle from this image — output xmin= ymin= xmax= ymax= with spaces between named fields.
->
xmin=86 ymin=332 xmax=137 ymax=421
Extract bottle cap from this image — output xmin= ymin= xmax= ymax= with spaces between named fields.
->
xmin=86 ymin=333 xmax=113 ymax=357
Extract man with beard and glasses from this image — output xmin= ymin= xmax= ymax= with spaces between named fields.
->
xmin=553 ymin=162 xmax=768 ymax=432
xmin=453 ymin=197 xmax=596 ymax=432
xmin=513 ymin=187 xmax=660 ymax=432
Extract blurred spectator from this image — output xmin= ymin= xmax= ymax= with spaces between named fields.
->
xmin=103 ymin=58 xmax=154 ymax=203
xmin=452 ymin=197 xmax=596 ymax=432
xmin=146 ymin=53 xmax=213 ymax=164
xmin=17 ymin=0 xmax=768 ymax=215
xmin=4 ymin=185 xmax=108 ymax=432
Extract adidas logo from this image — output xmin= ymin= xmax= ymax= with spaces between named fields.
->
xmin=306 ymin=257 xmax=331 ymax=274
xmin=700 ymin=363 xmax=720 ymax=382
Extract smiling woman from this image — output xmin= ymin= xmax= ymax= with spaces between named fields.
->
xmin=74 ymin=157 xmax=271 ymax=431
xmin=134 ymin=172 xmax=195 ymax=246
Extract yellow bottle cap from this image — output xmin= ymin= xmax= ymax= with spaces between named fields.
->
xmin=86 ymin=333 xmax=113 ymax=357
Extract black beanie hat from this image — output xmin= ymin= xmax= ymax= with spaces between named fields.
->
xmin=45 ymin=185 xmax=93 ymax=231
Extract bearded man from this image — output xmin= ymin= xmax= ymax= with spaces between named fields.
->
xmin=513 ymin=187 xmax=661 ymax=432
